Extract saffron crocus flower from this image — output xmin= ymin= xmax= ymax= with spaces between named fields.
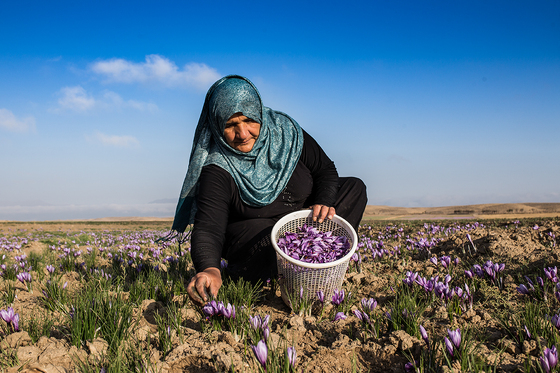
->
xmin=16 ymin=271 xmax=32 ymax=284
xmin=403 ymin=271 xmax=418 ymax=287
xmin=361 ymin=298 xmax=377 ymax=312
xmin=251 ymin=340 xmax=268 ymax=369
xmin=287 ymin=346 xmax=297 ymax=368
xmin=448 ymin=328 xmax=461 ymax=349
xmin=332 ymin=289 xmax=345 ymax=306
xmin=524 ymin=325 xmax=531 ymax=339
xmin=517 ymin=284 xmax=531 ymax=295
xmin=0 ymin=307 xmax=20 ymax=333
xmin=46 ymin=265 xmax=55 ymax=274
xmin=440 ymin=256 xmax=451 ymax=269
xmin=419 ymin=325 xmax=429 ymax=348
xmin=540 ymin=346 xmax=558 ymax=373
xmin=333 ymin=312 xmax=346 ymax=322
xmin=316 ymin=290 xmax=325 ymax=303
xmin=551 ymin=315 xmax=560 ymax=331
xmin=444 ymin=337 xmax=454 ymax=357
xmin=466 ymin=234 xmax=476 ymax=252
xmin=429 ymin=257 xmax=438 ymax=266
xmin=545 ymin=267 xmax=558 ymax=283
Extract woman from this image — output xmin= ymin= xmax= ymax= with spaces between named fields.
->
xmin=172 ymin=75 xmax=367 ymax=305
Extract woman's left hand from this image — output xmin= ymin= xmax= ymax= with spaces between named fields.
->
xmin=309 ymin=204 xmax=336 ymax=223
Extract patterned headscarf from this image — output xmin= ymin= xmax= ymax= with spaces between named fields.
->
xmin=172 ymin=75 xmax=304 ymax=232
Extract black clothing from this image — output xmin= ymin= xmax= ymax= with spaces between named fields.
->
xmin=191 ymin=130 xmax=367 ymax=283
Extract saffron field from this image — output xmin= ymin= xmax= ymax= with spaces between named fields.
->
xmin=0 ymin=217 xmax=559 ymax=372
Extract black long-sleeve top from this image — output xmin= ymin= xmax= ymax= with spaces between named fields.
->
xmin=191 ymin=129 xmax=338 ymax=272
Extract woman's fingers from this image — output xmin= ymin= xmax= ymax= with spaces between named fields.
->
xmin=187 ymin=275 xmax=205 ymax=305
xmin=311 ymin=205 xmax=336 ymax=223
xmin=187 ymin=268 xmax=223 ymax=305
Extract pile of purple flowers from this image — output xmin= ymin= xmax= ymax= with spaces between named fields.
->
xmin=277 ymin=225 xmax=350 ymax=264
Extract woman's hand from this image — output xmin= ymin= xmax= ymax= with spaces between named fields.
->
xmin=187 ymin=267 xmax=222 ymax=306
xmin=309 ymin=204 xmax=336 ymax=223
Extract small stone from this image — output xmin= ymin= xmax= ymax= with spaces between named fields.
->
xmin=86 ymin=338 xmax=108 ymax=359
xmin=5 ymin=331 xmax=32 ymax=348
xmin=289 ymin=315 xmax=305 ymax=330
xmin=17 ymin=345 xmax=41 ymax=363
xmin=522 ymin=339 xmax=538 ymax=356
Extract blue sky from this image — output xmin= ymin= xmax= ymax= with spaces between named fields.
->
xmin=1 ymin=0 xmax=559 ymax=220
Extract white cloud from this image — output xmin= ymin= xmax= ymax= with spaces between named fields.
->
xmin=54 ymin=86 xmax=158 ymax=113
xmin=90 ymin=54 xmax=220 ymax=89
xmin=90 ymin=131 xmax=140 ymax=148
xmin=58 ymin=86 xmax=96 ymax=112
xmin=0 ymin=108 xmax=36 ymax=133
xmin=102 ymin=91 xmax=158 ymax=112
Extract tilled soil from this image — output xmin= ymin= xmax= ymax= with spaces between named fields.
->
xmin=1 ymin=217 xmax=559 ymax=373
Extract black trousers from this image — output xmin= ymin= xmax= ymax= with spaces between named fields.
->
xmin=224 ymin=177 xmax=367 ymax=284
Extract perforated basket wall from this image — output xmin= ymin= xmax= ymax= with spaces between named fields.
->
xmin=271 ymin=210 xmax=357 ymax=310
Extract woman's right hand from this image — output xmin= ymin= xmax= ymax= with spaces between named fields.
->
xmin=187 ymin=267 xmax=222 ymax=306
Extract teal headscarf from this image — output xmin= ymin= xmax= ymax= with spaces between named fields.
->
xmin=172 ymin=75 xmax=304 ymax=232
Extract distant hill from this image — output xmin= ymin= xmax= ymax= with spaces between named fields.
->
xmin=362 ymin=202 xmax=560 ymax=220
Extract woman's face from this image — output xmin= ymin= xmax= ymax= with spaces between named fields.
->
xmin=223 ymin=113 xmax=261 ymax=152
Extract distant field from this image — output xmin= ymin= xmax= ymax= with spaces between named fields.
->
xmin=1 ymin=203 xmax=558 ymax=229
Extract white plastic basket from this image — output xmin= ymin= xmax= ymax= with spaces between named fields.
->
xmin=271 ymin=210 xmax=358 ymax=310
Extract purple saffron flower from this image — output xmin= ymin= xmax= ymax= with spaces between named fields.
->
xmin=440 ymin=256 xmax=451 ymax=269
xmin=287 ymin=346 xmax=297 ymax=368
xmin=403 ymin=271 xmax=418 ymax=287
xmin=429 ymin=257 xmax=438 ymax=266
xmin=444 ymin=337 xmax=454 ymax=357
xmin=353 ymin=309 xmax=365 ymax=322
xmin=316 ymin=290 xmax=325 ymax=303
xmin=472 ymin=265 xmax=484 ymax=278
xmin=251 ymin=340 xmax=268 ymax=368
xmin=202 ymin=301 xmax=219 ymax=318
xmin=545 ymin=267 xmax=558 ymax=283
xmin=517 ymin=284 xmax=530 ymax=295
xmin=333 ymin=312 xmax=347 ymax=322
xmin=404 ymin=362 xmax=416 ymax=373
xmin=361 ymin=298 xmax=377 ymax=311
xmin=16 ymin=271 xmax=32 ymax=284
xmin=537 ymin=277 xmax=545 ymax=289
xmin=540 ymin=346 xmax=558 ymax=373
xmin=0 ymin=307 xmax=20 ymax=332
xmin=551 ymin=315 xmax=560 ymax=331
xmin=332 ymin=289 xmax=345 ymax=306
xmin=464 ymin=270 xmax=473 ymax=279
xmin=419 ymin=325 xmax=429 ymax=347
xmin=524 ymin=325 xmax=531 ymax=339
xmin=448 ymin=328 xmax=461 ymax=349
xmin=46 ymin=265 xmax=55 ymax=274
